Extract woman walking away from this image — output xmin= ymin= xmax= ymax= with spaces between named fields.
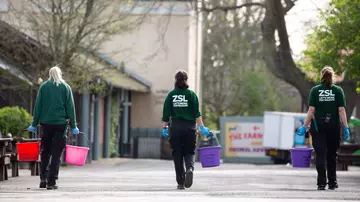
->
xmin=162 ymin=70 xmax=211 ymax=190
xmin=27 ymin=65 xmax=80 ymax=190
xmin=297 ymin=66 xmax=350 ymax=190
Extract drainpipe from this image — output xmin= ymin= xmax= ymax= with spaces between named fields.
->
xmin=80 ymin=93 xmax=90 ymax=148
xmin=122 ymin=89 xmax=130 ymax=156
xmin=93 ymin=95 xmax=101 ymax=161
xmin=88 ymin=94 xmax=95 ymax=163
xmin=104 ymin=86 xmax=113 ymax=158
xmin=29 ymin=86 xmax=33 ymax=115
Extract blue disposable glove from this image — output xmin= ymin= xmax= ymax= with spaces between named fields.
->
xmin=200 ymin=125 xmax=211 ymax=136
xmin=27 ymin=125 xmax=36 ymax=133
xmin=162 ymin=127 xmax=168 ymax=137
xmin=72 ymin=127 xmax=80 ymax=135
xmin=296 ymin=126 xmax=306 ymax=136
xmin=344 ymin=126 xmax=350 ymax=141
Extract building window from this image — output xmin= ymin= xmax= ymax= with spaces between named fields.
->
xmin=0 ymin=0 xmax=8 ymax=12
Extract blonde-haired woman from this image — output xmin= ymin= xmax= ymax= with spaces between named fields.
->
xmin=27 ymin=65 xmax=79 ymax=190
xmin=297 ymin=66 xmax=349 ymax=190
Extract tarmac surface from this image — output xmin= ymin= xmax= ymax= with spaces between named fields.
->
xmin=0 ymin=158 xmax=360 ymax=202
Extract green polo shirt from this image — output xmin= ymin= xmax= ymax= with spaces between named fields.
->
xmin=308 ymin=83 xmax=346 ymax=124
xmin=162 ymin=88 xmax=201 ymax=123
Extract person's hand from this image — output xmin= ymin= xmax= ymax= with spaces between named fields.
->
xmin=27 ymin=125 xmax=36 ymax=133
xmin=72 ymin=127 xmax=80 ymax=135
xmin=344 ymin=126 xmax=350 ymax=141
xmin=162 ymin=127 xmax=168 ymax=137
xmin=296 ymin=126 xmax=306 ymax=136
xmin=200 ymin=125 xmax=211 ymax=136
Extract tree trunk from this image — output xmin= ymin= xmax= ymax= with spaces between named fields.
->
xmin=261 ymin=0 xmax=314 ymax=112
xmin=261 ymin=0 xmax=357 ymax=118
xmin=356 ymin=94 xmax=360 ymax=118
xmin=355 ymin=94 xmax=360 ymax=143
xmin=339 ymin=81 xmax=357 ymax=122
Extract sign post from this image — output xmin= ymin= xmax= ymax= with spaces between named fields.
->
xmin=220 ymin=116 xmax=271 ymax=164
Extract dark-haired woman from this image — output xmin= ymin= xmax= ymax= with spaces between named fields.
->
xmin=162 ymin=70 xmax=211 ymax=190
xmin=297 ymin=66 xmax=350 ymax=190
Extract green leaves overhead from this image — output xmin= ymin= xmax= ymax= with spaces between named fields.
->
xmin=302 ymin=0 xmax=360 ymax=80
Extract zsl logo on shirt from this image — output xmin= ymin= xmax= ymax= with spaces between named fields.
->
xmin=318 ymin=90 xmax=335 ymax=102
xmin=172 ymin=95 xmax=188 ymax=107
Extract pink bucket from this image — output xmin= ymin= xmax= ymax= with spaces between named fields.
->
xmin=65 ymin=145 xmax=89 ymax=166
xmin=65 ymin=133 xmax=89 ymax=166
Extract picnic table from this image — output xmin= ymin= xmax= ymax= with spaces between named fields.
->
xmin=0 ymin=138 xmax=13 ymax=181
xmin=337 ymin=143 xmax=360 ymax=171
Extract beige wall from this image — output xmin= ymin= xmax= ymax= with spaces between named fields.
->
xmin=0 ymin=0 xmax=203 ymax=129
xmin=101 ymin=2 xmax=202 ymax=128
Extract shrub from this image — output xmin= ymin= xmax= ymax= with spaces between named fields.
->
xmin=0 ymin=106 xmax=32 ymax=138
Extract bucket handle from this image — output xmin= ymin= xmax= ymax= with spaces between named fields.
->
xmin=68 ymin=132 xmax=90 ymax=148
xmin=23 ymin=129 xmax=39 ymax=139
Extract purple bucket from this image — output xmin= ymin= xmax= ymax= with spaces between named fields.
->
xmin=290 ymin=148 xmax=313 ymax=168
xmin=197 ymin=146 xmax=221 ymax=168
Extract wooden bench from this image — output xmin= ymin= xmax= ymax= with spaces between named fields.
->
xmin=10 ymin=150 xmax=19 ymax=177
xmin=0 ymin=138 xmax=13 ymax=181
xmin=337 ymin=144 xmax=360 ymax=171
xmin=6 ymin=139 xmax=19 ymax=178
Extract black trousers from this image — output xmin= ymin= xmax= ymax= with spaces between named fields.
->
xmin=40 ymin=124 xmax=67 ymax=184
xmin=311 ymin=120 xmax=340 ymax=186
xmin=169 ymin=119 xmax=197 ymax=185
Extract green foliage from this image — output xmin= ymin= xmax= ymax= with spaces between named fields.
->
xmin=302 ymin=0 xmax=360 ymax=80
xmin=201 ymin=0 xmax=299 ymax=129
xmin=239 ymin=71 xmax=284 ymax=116
xmin=110 ymin=94 xmax=120 ymax=157
xmin=0 ymin=106 xmax=32 ymax=138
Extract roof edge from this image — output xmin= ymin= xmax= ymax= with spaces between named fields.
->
xmin=90 ymin=51 xmax=152 ymax=89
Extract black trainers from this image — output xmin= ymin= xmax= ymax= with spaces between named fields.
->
xmin=317 ymin=185 xmax=326 ymax=190
xmin=47 ymin=182 xmax=58 ymax=190
xmin=39 ymin=180 xmax=47 ymax=188
xmin=184 ymin=169 xmax=193 ymax=188
xmin=177 ymin=184 xmax=185 ymax=190
xmin=328 ymin=182 xmax=338 ymax=190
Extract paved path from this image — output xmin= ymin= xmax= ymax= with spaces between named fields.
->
xmin=0 ymin=159 xmax=359 ymax=202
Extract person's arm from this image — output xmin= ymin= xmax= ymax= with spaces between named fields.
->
xmin=303 ymin=87 xmax=316 ymax=128
xmin=192 ymin=92 xmax=204 ymax=127
xmin=196 ymin=117 xmax=205 ymax=127
xmin=304 ymin=107 xmax=315 ymax=127
xmin=65 ymin=84 xmax=77 ymax=129
xmin=339 ymin=107 xmax=348 ymax=126
xmin=162 ymin=94 xmax=171 ymax=128
xmin=31 ymin=86 xmax=42 ymax=127
xmin=337 ymin=87 xmax=348 ymax=126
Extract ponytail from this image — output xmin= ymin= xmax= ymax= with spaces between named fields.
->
xmin=48 ymin=65 xmax=64 ymax=86
xmin=320 ymin=66 xmax=335 ymax=88
xmin=174 ymin=70 xmax=189 ymax=89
